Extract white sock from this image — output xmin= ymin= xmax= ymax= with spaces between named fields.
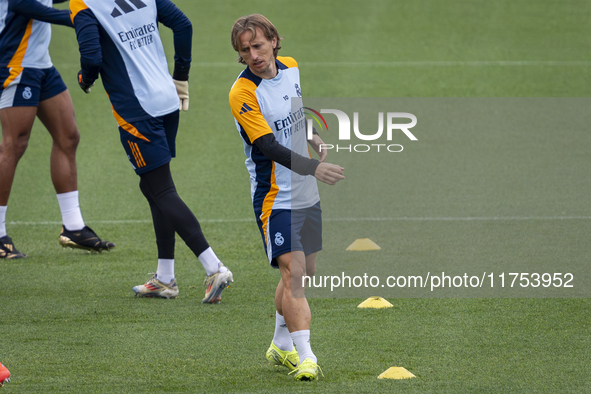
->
xmin=290 ymin=330 xmax=316 ymax=363
xmin=198 ymin=247 xmax=224 ymax=276
xmin=56 ymin=191 xmax=85 ymax=231
xmin=156 ymin=259 xmax=175 ymax=284
xmin=0 ymin=206 xmax=7 ymax=238
xmin=273 ymin=312 xmax=293 ymax=351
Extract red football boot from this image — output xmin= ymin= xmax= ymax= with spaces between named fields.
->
xmin=0 ymin=362 xmax=10 ymax=387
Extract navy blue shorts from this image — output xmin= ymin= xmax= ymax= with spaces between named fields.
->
xmin=256 ymin=202 xmax=323 ymax=268
xmin=118 ymin=110 xmax=179 ymax=175
xmin=0 ymin=66 xmax=67 ymax=109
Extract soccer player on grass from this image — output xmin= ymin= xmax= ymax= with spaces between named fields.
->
xmin=70 ymin=0 xmax=233 ymax=302
xmin=0 ymin=0 xmax=114 ymax=258
xmin=229 ymin=14 xmax=345 ymax=380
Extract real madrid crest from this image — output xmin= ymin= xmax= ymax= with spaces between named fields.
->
xmin=22 ymin=87 xmax=32 ymax=100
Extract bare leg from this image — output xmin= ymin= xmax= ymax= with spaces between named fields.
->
xmin=275 ymin=277 xmax=285 ymax=315
xmin=277 ymin=251 xmax=320 ymax=370
xmin=277 ymin=250 xmax=311 ymax=332
xmin=36 ymin=89 xmax=79 ymax=194
xmin=305 ymin=253 xmax=317 ymax=278
xmin=275 ymin=252 xmax=316 ymax=317
xmin=0 ymin=106 xmax=37 ymax=205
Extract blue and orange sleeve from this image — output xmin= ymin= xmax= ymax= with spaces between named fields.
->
xmin=68 ymin=0 xmax=88 ymax=22
xmin=8 ymin=0 xmax=73 ymax=27
xmin=70 ymin=0 xmax=101 ymax=84
xmin=229 ymin=78 xmax=273 ymax=144
xmin=276 ymin=56 xmax=298 ymax=69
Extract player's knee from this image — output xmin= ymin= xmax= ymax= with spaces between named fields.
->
xmin=14 ymin=137 xmax=29 ymax=157
xmin=289 ymin=264 xmax=307 ymax=284
xmin=0 ymin=133 xmax=30 ymax=159
xmin=140 ymin=164 xmax=176 ymax=202
xmin=59 ymin=127 xmax=80 ymax=153
xmin=152 ymin=185 xmax=177 ymax=202
xmin=278 ymin=254 xmax=307 ymax=286
xmin=288 ymin=266 xmax=308 ymax=298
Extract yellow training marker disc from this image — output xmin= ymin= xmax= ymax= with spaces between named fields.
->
xmin=346 ymin=238 xmax=381 ymax=251
xmin=357 ymin=296 xmax=393 ymax=309
xmin=378 ymin=367 xmax=416 ymax=380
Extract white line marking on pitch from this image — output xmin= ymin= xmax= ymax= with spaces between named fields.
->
xmin=7 ymin=218 xmax=254 ymax=225
xmin=58 ymin=60 xmax=591 ymax=69
xmin=192 ymin=60 xmax=591 ymax=67
xmin=7 ymin=216 xmax=590 ymax=226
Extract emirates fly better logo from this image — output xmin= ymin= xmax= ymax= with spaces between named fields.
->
xmin=305 ymin=107 xmax=417 ymax=153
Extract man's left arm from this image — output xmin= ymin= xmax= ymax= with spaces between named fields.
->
xmin=156 ymin=0 xmax=192 ymax=110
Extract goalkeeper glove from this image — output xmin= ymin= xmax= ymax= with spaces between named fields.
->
xmin=173 ymin=79 xmax=189 ymax=111
xmin=77 ymin=70 xmax=94 ymax=94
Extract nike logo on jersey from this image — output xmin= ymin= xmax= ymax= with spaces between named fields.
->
xmin=239 ymin=103 xmax=253 ymax=115
xmin=111 ymin=0 xmax=147 ymax=18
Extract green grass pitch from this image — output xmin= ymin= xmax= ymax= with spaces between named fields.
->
xmin=1 ymin=0 xmax=590 ymax=392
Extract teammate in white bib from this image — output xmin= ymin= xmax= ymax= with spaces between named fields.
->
xmin=70 ymin=0 xmax=233 ymax=302
xmin=229 ymin=14 xmax=345 ymax=381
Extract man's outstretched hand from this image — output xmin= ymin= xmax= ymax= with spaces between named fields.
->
xmin=314 ymin=162 xmax=345 ymax=185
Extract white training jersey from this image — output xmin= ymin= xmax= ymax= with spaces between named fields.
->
xmin=229 ymin=56 xmax=320 ymax=214
xmin=70 ymin=0 xmax=178 ymax=119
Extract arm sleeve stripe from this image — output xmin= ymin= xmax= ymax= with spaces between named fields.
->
xmin=229 ymin=77 xmax=273 ymax=143
xmin=69 ymin=0 xmax=89 ymax=23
